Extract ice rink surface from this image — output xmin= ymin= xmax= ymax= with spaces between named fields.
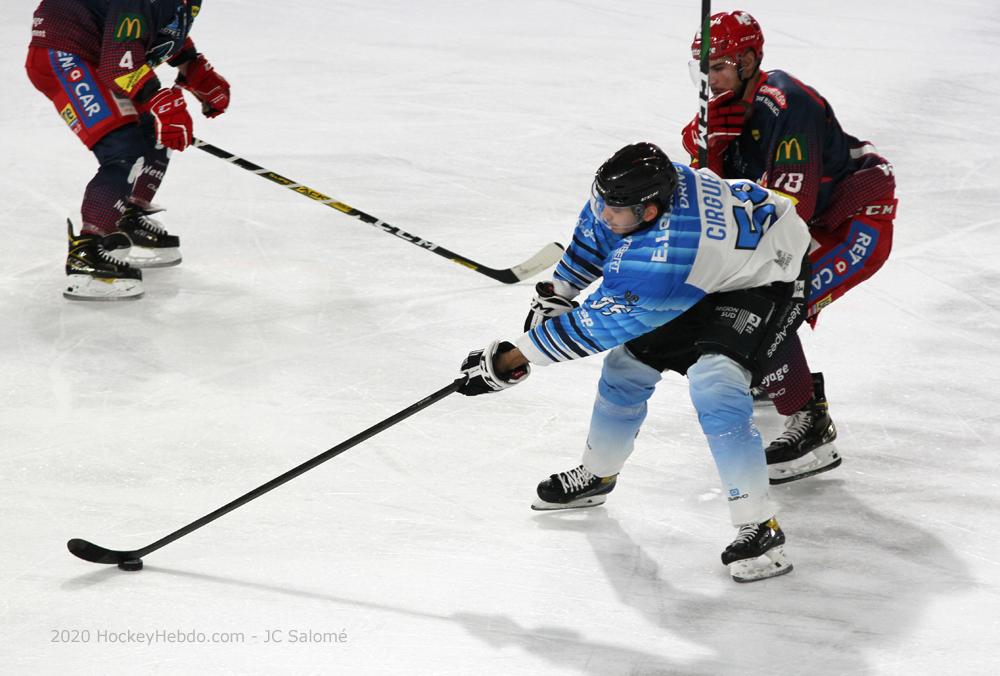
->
xmin=2 ymin=1 xmax=999 ymax=673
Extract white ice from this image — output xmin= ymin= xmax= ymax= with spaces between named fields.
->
xmin=2 ymin=1 xmax=999 ymax=674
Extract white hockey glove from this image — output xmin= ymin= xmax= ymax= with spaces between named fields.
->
xmin=458 ymin=340 xmax=531 ymax=396
xmin=523 ymin=281 xmax=579 ymax=331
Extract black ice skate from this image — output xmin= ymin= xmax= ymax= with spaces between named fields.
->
xmin=766 ymin=372 xmax=841 ymax=485
xmin=721 ymin=517 xmax=793 ymax=583
xmin=531 ymin=464 xmax=617 ymax=511
xmin=108 ymin=205 xmax=182 ymax=268
xmin=64 ymin=219 xmax=143 ymax=301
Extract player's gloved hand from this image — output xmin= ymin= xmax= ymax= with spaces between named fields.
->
xmin=680 ymin=90 xmax=748 ymax=172
xmin=138 ymin=87 xmax=193 ymax=151
xmin=176 ymin=54 xmax=230 ymax=118
xmin=523 ymin=281 xmax=579 ymax=331
xmin=458 ymin=340 xmax=531 ymax=396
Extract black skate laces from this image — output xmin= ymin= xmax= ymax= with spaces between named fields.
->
xmin=557 ymin=466 xmax=596 ymax=492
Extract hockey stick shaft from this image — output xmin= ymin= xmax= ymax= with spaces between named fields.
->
xmin=68 ymin=377 xmax=466 ymax=565
xmin=192 ymin=139 xmax=562 ymax=284
xmin=697 ymin=0 xmax=712 ymax=169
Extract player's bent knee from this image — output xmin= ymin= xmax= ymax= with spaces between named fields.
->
xmin=596 ymin=346 xmax=662 ymax=408
xmin=688 ymin=353 xmax=753 ymax=436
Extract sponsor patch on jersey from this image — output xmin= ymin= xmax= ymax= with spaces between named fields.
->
xmin=114 ymin=13 xmax=146 ymax=41
xmin=59 ymin=102 xmax=80 ymax=129
xmin=810 ymin=220 xmax=879 ymax=297
xmin=758 ymin=84 xmax=788 ymax=109
xmin=114 ymin=64 xmax=152 ymax=93
xmin=50 ymin=51 xmax=112 ymax=127
xmin=774 ymin=135 xmax=808 ymax=164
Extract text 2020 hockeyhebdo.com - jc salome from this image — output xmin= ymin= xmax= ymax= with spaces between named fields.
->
xmin=50 ymin=627 xmax=349 ymax=646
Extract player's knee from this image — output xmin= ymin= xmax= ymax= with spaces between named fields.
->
xmin=688 ymin=353 xmax=752 ymax=436
xmin=597 ymin=346 xmax=662 ymax=408
xmin=92 ymin=125 xmax=146 ymax=171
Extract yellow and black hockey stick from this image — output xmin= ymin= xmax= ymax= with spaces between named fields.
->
xmin=193 ymin=139 xmax=563 ymax=284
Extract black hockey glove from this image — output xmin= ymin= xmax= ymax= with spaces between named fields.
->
xmin=458 ymin=341 xmax=531 ymax=396
xmin=523 ymin=281 xmax=579 ymax=332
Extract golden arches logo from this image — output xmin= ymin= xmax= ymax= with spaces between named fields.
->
xmin=774 ymin=136 xmax=806 ymax=164
xmin=115 ymin=15 xmax=144 ymax=41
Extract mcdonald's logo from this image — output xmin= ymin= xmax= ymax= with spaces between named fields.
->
xmin=114 ymin=14 xmax=146 ymax=41
xmin=774 ymin=135 xmax=808 ymax=165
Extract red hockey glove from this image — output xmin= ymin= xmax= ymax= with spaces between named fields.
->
xmin=680 ymin=90 xmax=748 ymax=173
xmin=176 ymin=54 xmax=230 ymax=118
xmin=137 ymin=87 xmax=193 ymax=151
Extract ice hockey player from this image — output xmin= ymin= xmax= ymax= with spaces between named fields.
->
xmin=25 ymin=0 xmax=230 ymax=300
xmin=678 ymin=10 xmax=897 ymax=483
xmin=459 ymin=142 xmax=809 ymax=582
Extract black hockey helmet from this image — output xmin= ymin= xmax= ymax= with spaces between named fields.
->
xmin=593 ymin=142 xmax=678 ymax=213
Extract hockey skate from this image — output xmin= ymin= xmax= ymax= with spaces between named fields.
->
xmin=64 ymin=220 xmax=143 ymax=301
xmin=106 ymin=205 xmax=182 ymax=268
xmin=531 ymin=464 xmax=617 ymax=511
xmin=766 ymin=372 xmax=841 ymax=485
xmin=721 ymin=517 xmax=793 ymax=582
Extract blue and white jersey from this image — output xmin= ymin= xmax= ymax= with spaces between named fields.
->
xmin=518 ymin=164 xmax=810 ymax=366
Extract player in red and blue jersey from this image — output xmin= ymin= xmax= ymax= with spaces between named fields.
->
xmin=26 ymin=0 xmax=231 ymax=300
xmin=680 ymin=10 xmax=897 ymax=484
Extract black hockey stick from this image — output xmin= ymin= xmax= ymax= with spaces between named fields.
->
xmin=192 ymin=139 xmax=563 ymax=284
xmin=67 ymin=377 xmax=466 ymax=570
xmin=697 ymin=0 xmax=712 ymax=169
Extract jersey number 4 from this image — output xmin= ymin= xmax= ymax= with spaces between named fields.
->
xmin=729 ymin=181 xmax=777 ymax=250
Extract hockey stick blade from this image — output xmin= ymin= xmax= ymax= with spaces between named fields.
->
xmin=478 ymin=242 xmax=564 ymax=284
xmin=67 ymin=538 xmax=142 ymax=565
xmin=67 ymin=377 xmax=465 ymax=568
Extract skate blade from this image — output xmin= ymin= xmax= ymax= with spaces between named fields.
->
xmin=729 ymin=545 xmax=793 ymax=583
xmin=64 ymin=275 xmax=144 ymax=301
xmin=767 ymin=451 xmax=843 ymax=486
xmin=768 ymin=446 xmax=842 ymax=485
xmin=107 ymin=246 xmax=182 ymax=269
xmin=530 ymin=494 xmax=608 ymax=511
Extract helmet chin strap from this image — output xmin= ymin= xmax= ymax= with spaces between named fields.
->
xmin=734 ymin=53 xmax=762 ymax=97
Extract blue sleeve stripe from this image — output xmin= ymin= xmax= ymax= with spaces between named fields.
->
xmin=567 ymin=313 xmax=602 ymax=353
xmin=564 ymin=247 xmax=604 ymax=277
xmin=571 ymin=234 xmax=602 ymax=258
xmin=539 ymin=323 xmax=577 ymax=361
xmin=555 ymin=263 xmax=594 ymax=288
xmin=528 ymin=331 xmax=560 ymax=363
xmin=552 ymin=320 xmax=592 ymax=358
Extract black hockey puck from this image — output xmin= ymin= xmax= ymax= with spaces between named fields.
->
xmin=118 ymin=558 xmax=143 ymax=571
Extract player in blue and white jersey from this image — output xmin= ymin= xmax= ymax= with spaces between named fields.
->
xmin=457 ymin=142 xmax=810 ymax=582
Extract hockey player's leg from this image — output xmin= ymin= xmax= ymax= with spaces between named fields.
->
xmin=111 ymin=119 xmax=182 ymax=268
xmin=66 ymin=128 xmax=146 ymax=301
xmin=688 ymin=353 xmax=792 ymax=582
xmin=761 ymin=335 xmax=841 ymax=484
xmin=532 ymin=346 xmax=660 ymax=510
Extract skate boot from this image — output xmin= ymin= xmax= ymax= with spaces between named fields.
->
xmin=721 ymin=517 xmax=793 ymax=582
xmin=108 ymin=205 xmax=182 ymax=268
xmin=64 ymin=219 xmax=143 ymax=301
xmin=531 ymin=464 xmax=617 ymax=511
xmin=766 ymin=372 xmax=841 ymax=485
